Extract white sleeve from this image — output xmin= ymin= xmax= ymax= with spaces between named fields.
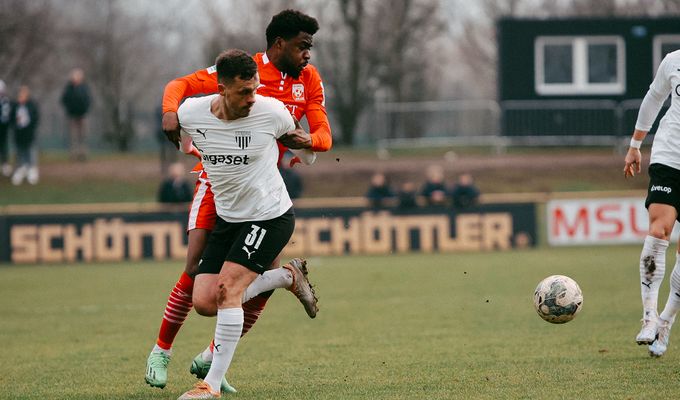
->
xmin=272 ymin=101 xmax=296 ymax=139
xmin=635 ymin=56 xmax=673 ymax=131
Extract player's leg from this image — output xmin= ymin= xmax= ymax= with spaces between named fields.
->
xmin=192 ymin=258 xmax=317 ymax=318
xmin=145 ymin=175 xmax=215 ymax=389
xmin=636 ymin=203 xmax=675 ymax=344
xmin=180 ymin=263 xmax=257 ymax=400
xmin=189 ymin=257 xmax=316 ymax=390
xmin=180 ymin=213 xmax=295 ymax=399
xmin=650 ymin=222 xmax=680 ymax=357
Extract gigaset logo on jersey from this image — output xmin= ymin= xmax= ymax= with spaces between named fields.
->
xmin=202 ymin=154 xmax=250 ymax=166
xmin=651 ymin=185 xmax=672 ymax=194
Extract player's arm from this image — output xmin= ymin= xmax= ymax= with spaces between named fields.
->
xmin=288 ymin=117 xmax=316 ymax=165
xmin=161 ymin=67 xmax=219 ymax=148
xmin=305 ymin=70 xmax=332 ymax=152
xmin=274 ymin=101 xmax=316 ymax=165
xmin=624 ymin=56 xmax=672 ymax=178
xmin=278 ymin=69 xmax=332 ymax=151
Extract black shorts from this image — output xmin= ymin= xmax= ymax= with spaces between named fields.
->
xmin=198 ymin=209 xmax=295 ymax=275
xmin=646 ymin=163 xmax=680 ymax=220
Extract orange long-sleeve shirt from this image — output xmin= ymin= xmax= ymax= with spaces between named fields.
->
xmin=163 ymin=52 xmax=332 ymax=152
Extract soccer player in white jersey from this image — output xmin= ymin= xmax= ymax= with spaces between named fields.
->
xmin=624 ymin=49 xmax=680 ymax=357
xmin=175 ymin=49 xmax=316 ymax=399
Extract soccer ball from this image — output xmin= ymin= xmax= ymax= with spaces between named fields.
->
xmin=533 ymin=275 xmax=583 ymax=324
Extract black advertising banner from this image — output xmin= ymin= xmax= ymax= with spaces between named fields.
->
xmin=0 ymin=203 xmax=536 ymax=264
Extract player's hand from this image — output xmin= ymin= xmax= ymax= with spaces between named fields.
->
xmin=624 ymin=148 xmax=642 ymax=178
xmin=278 ymin=117 xmax=312 ymax=149
xmin=289 ymin=156 xmax=302 ymax=168
xmin=162 ymin=111 xmax=181 ymax=150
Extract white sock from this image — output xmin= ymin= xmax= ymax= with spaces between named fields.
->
xmin=201 ymin=345 xmax=213 ymax=362
xmin=204 ymin=308 xmax=243 ymax=393
xmin=241 ymin=267 xmax=293 ymax=303
xmin=659 ymin=254 xmax=680 ymax=323
xmin=200 ymin=271 xmax=292 ymax=363
xmin=640 ymin=235 xmax=668 ymax=320
xmin=152 ymin=344 xmax=171 ymax=356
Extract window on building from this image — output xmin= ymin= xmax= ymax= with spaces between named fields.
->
xmin=535 ymin=36 xmax=625 ymax=95
xmin=653 ymin=35 xmax=680 ymax=72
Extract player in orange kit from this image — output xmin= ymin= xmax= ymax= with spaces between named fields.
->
xmin=145 ymin=10 xmax=332 ymax=392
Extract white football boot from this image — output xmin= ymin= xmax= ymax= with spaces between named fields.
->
xmin=636 ymin=318 xmax=658 ymax=345
xmin=649 ymin=318 xmax=673 ymax=357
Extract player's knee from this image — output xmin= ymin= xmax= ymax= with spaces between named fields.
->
xmin=215 ymin=276 xmax=242 ymax=307
xmin=649 ymin=224 xmax=670 ymax=240
xmin=192 ymin=294 xmax=216 ymax=316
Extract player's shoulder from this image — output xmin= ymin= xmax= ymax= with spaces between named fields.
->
xmin=664 ymin=49 xmax=680 ymax=64
xmin=178 ymin=95 xmax=214 ymax=119
xmin=301 ymin=63 xmax=323 ymax=83
xmin=253 ymin=95 xmax=291 ymax=126
xmin=254 ymin=94 xmax=287 ymax=111
xmin=657 ymin=50 xmax=680 ymax=76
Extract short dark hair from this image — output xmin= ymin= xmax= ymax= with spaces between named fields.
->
xmin=215 ymin=49 xmax=257 ymax=83
xmin=265 ymin=9 xmax=319 ymax=48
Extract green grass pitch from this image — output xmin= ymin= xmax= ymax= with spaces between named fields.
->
xmin=2 ymin=246 xmax=680 ymax=399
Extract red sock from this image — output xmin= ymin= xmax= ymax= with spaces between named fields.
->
xmin=241 ymin=291 xmax=273 ymax=337
xmin=156 ymin=272 xmax=194 ymax=350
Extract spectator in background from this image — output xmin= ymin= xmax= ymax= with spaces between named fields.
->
xmin=156 ymin=104 xmax=177 ymax=174
xmin=11 ymin=85 xmax=39 ymax=185
xmin=451 ymin=172 xmax=480 ymax=209
xmin=421 ymin=164 xmax=447 ymax=206
xmin=60 ymin=68 xmax=91 ymax=161
xmin=366 ymin=172 xmax=394 ymax=209
xmin=397 ymin=181 xmax=418 ymax=210
xmin=0 ymin=80 xmax=11 ymax=177
xmin=158 ymin=162 xmax=193 ymax=203
xmin=279 ymin=152 xmax=303 ymax=199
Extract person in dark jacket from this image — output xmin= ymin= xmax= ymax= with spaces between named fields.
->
xmin=279 ymin=153 xmax=304 ymax=200
xmin=0 ymin=80 xmax=12 ymax=177
xmin=451 ymin=173 xmax=480 ymax=209
xmin=397 ymin=181 xmax=418 ymax=210
xmin=60 ymin=68 xmax=91 ymax=161
xmin=421 ymin=165 xmax=448 ymax=206
xmin=366 ymin=172 xmax=395 ymax=209
xmin=158 ymin=162 xmax=194 ymax=203
xmin=11 ymin=85 xmax=40 ymax=185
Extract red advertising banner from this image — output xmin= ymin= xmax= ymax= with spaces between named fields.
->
xmin=547 ymin=197 xmax=679 ymax=246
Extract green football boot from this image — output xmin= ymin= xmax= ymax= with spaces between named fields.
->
xmin=145 ymin=351 xmax=170 ymax=389
xmin=190 ymin=353 xmax=237 ymax=394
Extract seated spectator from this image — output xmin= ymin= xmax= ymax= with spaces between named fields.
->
xmin=158 ymin=162 xmax=193 ymax=203
xmin=421 ymin=165 xmax=447 ymax=206
xmin=365 ymin=172 xmax=394 ymax=209
xmin=451 ymin=172 xmax=480 ymax=209
xmin=397 ymin=181 xmax=418 ymax=210
xmin=279 ymin=152 xmax=304 ymax=199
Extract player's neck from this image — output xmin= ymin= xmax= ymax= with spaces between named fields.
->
xmin=211 ymin=96 xmax=239 ymax=121
xmin=265 ymin=49 xmax=285 ymax=73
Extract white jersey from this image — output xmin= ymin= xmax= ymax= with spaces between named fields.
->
xmin=178 ymin=94 xmax=295 ymax=222
xmin=636 ymin=50 xmax=680 ymax=170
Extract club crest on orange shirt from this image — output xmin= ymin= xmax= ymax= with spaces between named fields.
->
xmin=292 ymin=84 xmax=305 ymax=102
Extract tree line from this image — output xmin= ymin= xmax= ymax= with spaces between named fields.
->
xmin=1 ymin=0 xmax=678 ymax=149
